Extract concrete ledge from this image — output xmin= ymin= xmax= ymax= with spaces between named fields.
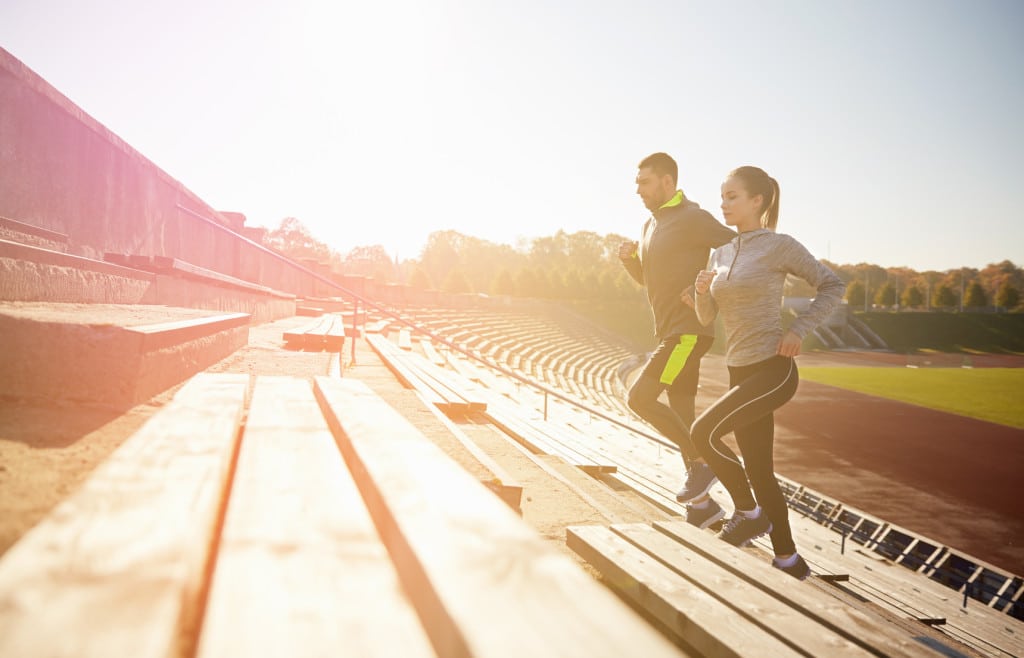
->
xmin=0 ymin=217 xmax=69 ymax=252
xmin=0 ymin=303 xmax=251 ymax=409
xmin=0 ymin=239 xmax=155 ymax=302
xmin=0 ymin=239 xmax=295 ymax=322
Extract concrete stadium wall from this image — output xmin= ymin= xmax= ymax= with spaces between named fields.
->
xmin=0 ymin=47 xmax=321 ymax=299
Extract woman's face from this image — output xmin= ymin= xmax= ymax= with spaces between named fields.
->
xmin=720 ymin=176 xmax=763 ymax=230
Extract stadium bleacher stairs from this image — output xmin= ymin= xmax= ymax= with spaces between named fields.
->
xmin=0 ymin=230 xmax=1020 ymax=656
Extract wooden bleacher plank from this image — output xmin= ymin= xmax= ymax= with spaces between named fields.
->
xmin=324 ymin=314 xmax=346 ymax=351
xmin=776 ymin=519 xmax=1024 ymax=655
xmin=566 ymin=525 xmax=800 ymax=657
xmin=605 ymin=469 xmax=681 ymax=516
xmin=0 ymin=373 xmax=249 ymax=658
xmin=197 ymin=377 xmax=432 ymax=658
xmin=312 ymin=377 xmax=685 ymax=658
xmin=282 ymin=314 xmax=346 ymax=351
xmin=416 ymin=391 xmax=524 ymax=514
xmin=283 ymin=317 xmax=327 ymax=345
xmin=420 ymin=338 xmax=446 ymax=366
xmin=401 ymin=352 xmax=485 ymax=413
xmin=368 ymin=333 xmax=485 ymax=415
xmin=365 ymin=334 xmax=453 ymax=413
xmin=398 ymin=328 xmax=413 ymax=350
xmin=653 ymin=520 xmax=972 ymax=658
xmin=612 ymin=523 xmax=889 ymax=658
xmin=485 ymin=395 xmax=618 ymax=474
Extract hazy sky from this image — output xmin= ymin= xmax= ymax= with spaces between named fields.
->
xmin=2 ymin=0 xmax=1022 ymax=271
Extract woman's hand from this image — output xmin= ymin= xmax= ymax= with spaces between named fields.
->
xmin=777 ymin=330 xmax=802 ymax=357
xmin=680 ymin=285 xmax=695 ymax=308
xmin=694 ymin=269 xmax=715 ymax=294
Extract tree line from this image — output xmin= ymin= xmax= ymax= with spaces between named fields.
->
xmin=263 ymin=218 xmax=1022 ymax=312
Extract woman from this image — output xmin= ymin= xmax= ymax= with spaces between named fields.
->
xmin=684 ymin=166 xmax=845 ymax=580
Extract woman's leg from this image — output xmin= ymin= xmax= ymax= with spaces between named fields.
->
xmin=690 ymin=357 xmax=798 ymax=516
xmin=733 ymin=413 xmax=796 ymax=556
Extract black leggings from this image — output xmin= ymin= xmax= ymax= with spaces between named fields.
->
xmin=627 ymin=334 xmax=713 ymax=462
xmin=690 ymin=356 xmax=799 ymax=555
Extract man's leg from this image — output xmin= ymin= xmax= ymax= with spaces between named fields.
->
xmin=626 ymin=373 xmax=699 ymax=461
xmin=663 ymin=335 xmax=718 ymax=503
xmin=628 ymin=335 xmax=719 ymax=512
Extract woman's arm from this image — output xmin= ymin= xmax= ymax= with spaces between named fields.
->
xmin=690 ymin=253 xmax=720 ymax=326
xmin=779 ymin=235 xmax=846 ymax=341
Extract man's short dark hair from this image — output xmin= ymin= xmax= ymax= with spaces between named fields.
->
xmin=638 ymin=152 xmax=678 ymax=186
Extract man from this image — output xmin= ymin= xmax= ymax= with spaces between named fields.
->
xmin=619 ymin=152 xmax=735 ymax=528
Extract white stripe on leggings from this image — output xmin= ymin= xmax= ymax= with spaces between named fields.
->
xmin=708 ymin=358 xmax=797 ymax=467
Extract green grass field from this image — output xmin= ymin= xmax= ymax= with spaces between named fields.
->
xmin=798 ymin=367 xmax=1024 ymax=429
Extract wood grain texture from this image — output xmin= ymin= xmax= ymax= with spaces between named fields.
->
xmin=197 ymin=376 xmax=432 ymax=658
xmin=313 ymin=376 xmax=686 ymax=658
xmin=612 ymin=524 xmax=875 ymax=658
xmin=654 ymin=520 xmax=940 ymax=658
xmin=566 ymin=525 xmax=797 ymax=658
xmin=0 ymin=373 xmax=249 ymax=658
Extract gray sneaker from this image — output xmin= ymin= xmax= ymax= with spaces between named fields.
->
xmin=675 ymin=462 xmax=719 ymax=504
xmin=685 ymin=499 xmax=725 ymax=529
xmin=717 ymin=512 xmax=773 ymax=547
xmin=773 ymin=554 xmax=811 ymax=581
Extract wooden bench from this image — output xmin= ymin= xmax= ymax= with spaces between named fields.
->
xmin=0 ymin=373 xmax=251 ymax=657
xmin=420 ymin=338 xmax=447 ymax=366
xmin=196 ymin=376 xmax=430 ymax=657
xmin=568 ymin=519 xmax=949 ymax=658
xmin=0 ymin=372 xmax=685 ymax=658
xmin=282 ymin=313 xmax=346 ymax=351
xmin=367 ymin=333 xmax=486 ymax=415
xmin=312 ymin=376 xmax=685 ymax=657
xmin=767 ymin=517 xmax=1024 ymax=655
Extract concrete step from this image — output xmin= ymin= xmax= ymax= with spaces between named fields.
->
xmin=0 ymin=302 xmax=250 ymax=409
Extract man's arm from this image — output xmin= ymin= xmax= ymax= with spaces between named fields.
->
xmin=618 ymin=240 xmax=644 ymax=285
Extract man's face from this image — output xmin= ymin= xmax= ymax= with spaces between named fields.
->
xmin=636 ymin=167 xmax=672 ymax=212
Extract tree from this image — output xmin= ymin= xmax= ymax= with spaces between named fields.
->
xmin=900 ymin=286 xmax=925 ymax=309
xmin=490 ymin=268 xmax=516 ymax=296
xmin=582 ymin=270 xmax=602 ymax=300
xmin=934 ymin=284 xmax=957 ymax=309
xmin=264 ymin=217 xmax=332 ymax=261
xmin=964 ymin=281 xmax=988 ymax=309
xmin=515 ymin=268 xmax=541 ymax=298
xmin=847 ymin=263 xmax=887 ymax=307
xmin=561 ymin=270 xmax=585 ymax=299
xmin=544 ymin=270 xmax=566 ymax=299
xmin=995 ymin=282 xmax=1020 ymax=310
xmin=441 ymin=269 xmax=472 ymax=294
xmin=419 ymin=231 xmax=463 ymax=290
xmin=343 ymin=244 xmax=395 ymax=281
xmin=978 ymin=260 xmax=1022 ymax=305
xmin=845 ymin=280 xmax=866 ymax=308
xmin=408 ymin=265 xmax=432 ymax=290
xmin=874 ymin=282 xmax=897 ymax=308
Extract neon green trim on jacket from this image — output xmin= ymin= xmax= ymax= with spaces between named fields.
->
xmin=659 ymin=334 xmax=698 ymax=385
xmin=659 ymin=190 xmax=684 ymax=209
